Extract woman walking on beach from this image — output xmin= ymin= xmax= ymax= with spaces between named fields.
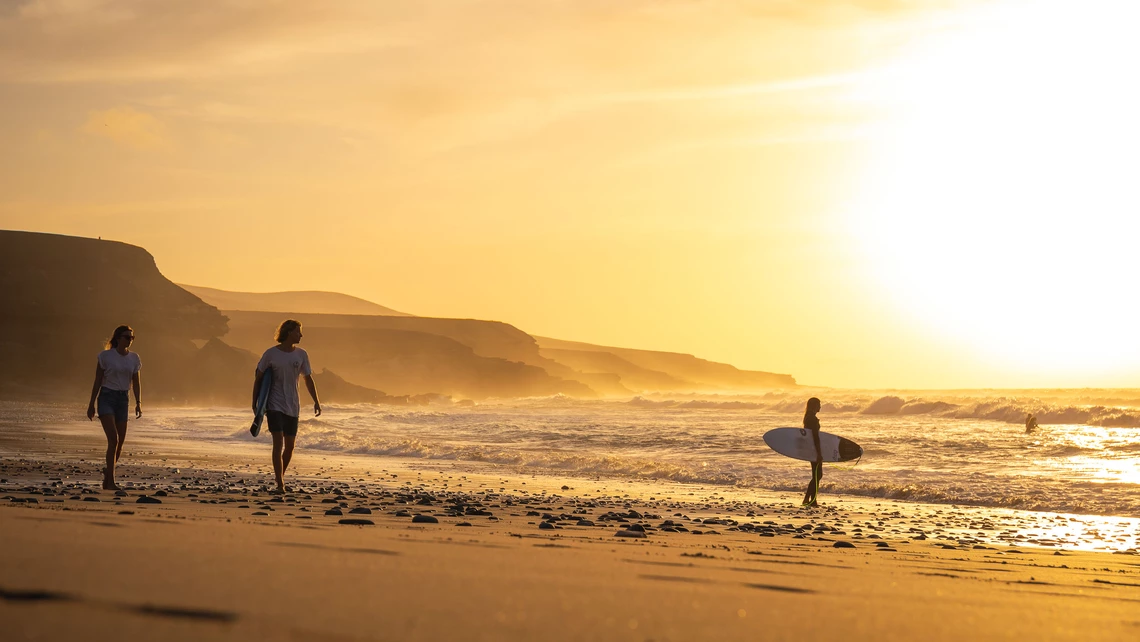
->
xmin=86 ymin=325 xmax=142 ymax=490
xmin=252 ymin=319 xmax=321 ymax=493
xmin=801 ymin=397 xmax=824 ymax=508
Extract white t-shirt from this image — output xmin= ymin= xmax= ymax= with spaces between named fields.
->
xmin=257 ymin=346 xmax=313 ymax=417
xmin=97 ymin=349 xmax=141 ymax=392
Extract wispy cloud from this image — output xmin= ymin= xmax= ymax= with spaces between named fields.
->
xmin=81 ymin=106 xmax=170 ymax=151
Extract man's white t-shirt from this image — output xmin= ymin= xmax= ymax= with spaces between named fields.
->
xmin=97 ymin=349 xmax=141 ymax=392
xmin=257 ymin=346 xmax=313 ymax=417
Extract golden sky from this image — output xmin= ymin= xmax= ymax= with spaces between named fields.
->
xmin=2 ymin=0 xmax=1137 ymax=388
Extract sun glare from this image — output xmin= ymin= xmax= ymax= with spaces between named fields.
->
xmin=850 ymin=0 xmax=1140 ymax=377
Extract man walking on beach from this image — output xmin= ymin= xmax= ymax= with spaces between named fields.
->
xmin=252 ymin=319 xmax=321 ymax=493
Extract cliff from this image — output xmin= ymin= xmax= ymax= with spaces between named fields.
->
xmin=180 ymin=284 xmax=411 ymax=317
xmin=536 ymin=337 xmax=797 ymax=392
xmin=221 ymin=311 xmax=595 ymax=399
xmin=0 ymin=231 xmax=227 ymax=402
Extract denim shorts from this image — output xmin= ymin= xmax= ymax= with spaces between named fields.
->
xmin=97 ymin=388 xmax=129 ymax=423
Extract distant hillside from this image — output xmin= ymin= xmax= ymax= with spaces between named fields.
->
xmin=222 ymin=310 xmax=594 ymax=399
xmin=0 ymin=231 xmax=795 ymax=402
xmin=536 ymin=337 xmax=796 ymax=391
xmin=541 ymin=348 xmax=694 ymax=392
xmin=180 ymin=284 xmax=410 ymax=317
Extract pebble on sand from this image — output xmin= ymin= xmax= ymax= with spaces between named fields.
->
xmin=136 ymin=495 xmax=162 ymax=504
xmin=338 ymin=518 xmax=375 ymax=526
xmin=412 ymin=514 xmax=439 ymax=524
xmin=615 ymin=530 xmax=647 ymax=539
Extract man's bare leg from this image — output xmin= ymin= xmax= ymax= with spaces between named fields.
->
xmin=271 ymin=431 xmax=285 ymax=493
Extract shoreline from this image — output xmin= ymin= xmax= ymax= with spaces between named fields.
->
xmin=2 ymin=415 xmax=1139 ymax=553
xmin=3 ymin=422 xmax=1140 ymax=640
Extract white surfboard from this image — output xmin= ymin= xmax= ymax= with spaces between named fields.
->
xmin=763 ymin=427 xmax=863 ymax=462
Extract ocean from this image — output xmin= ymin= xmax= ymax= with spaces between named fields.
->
xmin=126 ymin=389 xmax=1140 ymax=518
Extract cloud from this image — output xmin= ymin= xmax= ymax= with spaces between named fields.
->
xmin=81 ymin=106 xmax=170 ymax=150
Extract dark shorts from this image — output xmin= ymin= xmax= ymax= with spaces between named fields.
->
xmin=97 ymin=388 xmax=129 ymax=423
xmin=267 ymin=411 xmax=299 ymax=437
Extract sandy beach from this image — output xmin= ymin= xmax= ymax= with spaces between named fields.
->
xmin=2 ymin=416 xmax=1139 ymax=642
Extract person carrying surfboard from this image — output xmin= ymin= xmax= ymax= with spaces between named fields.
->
xmin=252 ymin=319 xmax=321 ymax=494
xmin=801 ymin=397 xmax=824 ymax=508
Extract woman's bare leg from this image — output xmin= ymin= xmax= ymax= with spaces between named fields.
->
xmin=99 ymin=415 xmax=119 ymax=489
xmin=114 ymin=419 xmax=127 ymax=463
xmin=802 ymin=462 xmax=822 ymax=506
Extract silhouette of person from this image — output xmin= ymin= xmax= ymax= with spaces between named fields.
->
xmin=1025 ymin=413 xmax=1039 ymax=434
xmin=86 ymin=325 xmax=142 ymax=490
xmin=801 ymin=397 xmax=824 ymax=508
xmin=252 ymin=319 xmax=321 ymax=493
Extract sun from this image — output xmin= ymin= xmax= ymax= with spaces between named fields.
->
xmin=848 ymin=0 xmax=1140 ymax=378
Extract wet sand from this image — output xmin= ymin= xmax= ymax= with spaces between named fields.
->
xmin=2 ymin=420 xmax=1139 ymax=641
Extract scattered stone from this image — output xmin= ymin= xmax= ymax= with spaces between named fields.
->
xmin=833 ymin=541 xmax=856 ymax=549
xmin=412 ymin=514 xmax=439 ymax=524
xmin=615 ymin=530 xmax=647 ymax=538
xmin=325 ymin=508 xmax=343 ymax=516
xmin=348 ymin=507 xmax=372 ymax=515
xmin=136 ymin=495 xmax=162 ymax=504
xmin=338 ymin=518 xmax=375 ymax=526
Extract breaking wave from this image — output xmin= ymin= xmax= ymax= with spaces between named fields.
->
xmin=628 ymin=394 xmax=1140 ymax=427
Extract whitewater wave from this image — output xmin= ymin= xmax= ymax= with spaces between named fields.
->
xmin=299 ymin=429 xmax=743 ymax=484
xmin=279 ymin=428 xmax=1139 ymax=516
xmin=626 ymin=394 xmax=1140 ymax=427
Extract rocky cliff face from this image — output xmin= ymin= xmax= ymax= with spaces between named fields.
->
xmin=0 ymin=231 xmax=228 ymax=402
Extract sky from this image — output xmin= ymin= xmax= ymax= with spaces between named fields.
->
xmin=1 ymin=0 xmax=1138 ymax=389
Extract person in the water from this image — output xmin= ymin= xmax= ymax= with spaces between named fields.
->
xmin=801 ymin=397 xmax=824 ymax=507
